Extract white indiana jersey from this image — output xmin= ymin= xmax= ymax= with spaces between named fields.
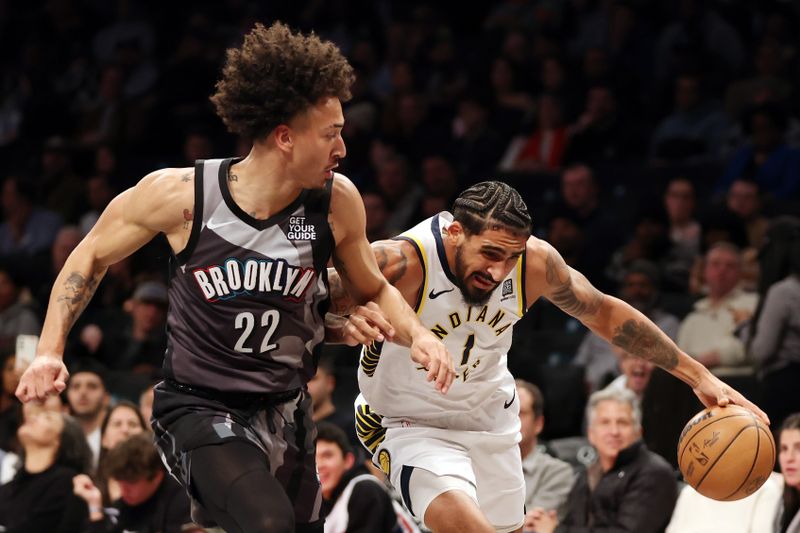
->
xmin=358 ymin=212 xmax=527 ymax=434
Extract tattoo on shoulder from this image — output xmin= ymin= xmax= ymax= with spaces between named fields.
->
xmin=374 ymin=243 xmax=408 ymax=284
xmin=611 ymin=319 xmax=679 ymax=370
xmin=181 ymin=171 xmax=192 ymax=182
xmin=545 ymin=248 xmax=603 ymax=317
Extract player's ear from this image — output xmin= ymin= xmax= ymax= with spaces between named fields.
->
xmin=274 ymin=124 xmax=293 ymax=152
xmin=446 ymin=221 xmax=465 ymax=240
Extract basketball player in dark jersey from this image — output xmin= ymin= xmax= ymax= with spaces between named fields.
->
xmin=16 ymin=23 xmax=454 ymax=533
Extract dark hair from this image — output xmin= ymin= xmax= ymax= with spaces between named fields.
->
xmin=780 ymin=413 xmax=800 ymax=533
xmin=54 ymin=415 xmax=94 ymax=474
xmin=100 ymin=400 xmax=147 ymax=445
xmin=210 ymin=21 xmax=355 ymax=140
xmin=515 ymin=379 xmax=544 ymax=419
xmin=316 ymin=421 xmax=353 ymax=456
xmin=452 ymin=181 xmax=532 ymax=236
xmin=104 ymin=432 xmax=163 ymax=482
xmin=67 ymin=358 xmax=108 ymax=390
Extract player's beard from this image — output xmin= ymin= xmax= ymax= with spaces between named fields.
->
xmin=453 ymin=245 xmax=498 ymax=307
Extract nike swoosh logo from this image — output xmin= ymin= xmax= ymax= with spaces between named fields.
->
xmin=503 ymin=388 xmax=516 ymax=409
xmin=207 ymin=219 xmax=237 ymax=230
xmin=428 ymin=288 xmax=455 ymax=299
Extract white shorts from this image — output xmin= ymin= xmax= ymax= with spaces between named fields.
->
xmin=372 ymin=426 xmax=525 ymax=532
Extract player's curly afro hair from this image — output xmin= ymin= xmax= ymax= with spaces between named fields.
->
xmin=452 ymin=181 xmax=532 ymax=236
xmin=210 ymin=22 xmax=355 ymax=140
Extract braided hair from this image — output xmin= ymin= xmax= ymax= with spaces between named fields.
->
xmin=452 ymin=181 xmax=532 ymax=236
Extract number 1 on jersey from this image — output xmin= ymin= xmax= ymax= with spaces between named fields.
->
xmin=234 ymin=310 xmax=280 ymax=354
xmin=461 ymin=334 xmax=475 ymax=366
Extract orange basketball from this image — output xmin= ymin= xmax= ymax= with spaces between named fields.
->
xmin=677 ymin=405 xmax=775 ymax=501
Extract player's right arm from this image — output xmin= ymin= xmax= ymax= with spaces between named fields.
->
xmin=325 ymin=239 xmax=423 ymax=345
xmin=16 ymin=168 xmax=194 ymax=402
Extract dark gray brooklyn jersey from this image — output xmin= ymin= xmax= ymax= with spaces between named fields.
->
xmin=165 ymin=158 xmax=334 ymax=393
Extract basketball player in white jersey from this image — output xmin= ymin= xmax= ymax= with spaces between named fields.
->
xmin=327 ymin=181 xmax=767 ymax=533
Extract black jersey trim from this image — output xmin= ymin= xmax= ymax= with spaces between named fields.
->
xmin=309 ymin=177 xmax=335 ymax=273
xmin=218 ymin=157 xmax=309 ymax=230
xmin=431 ymin=214 xmax=459 ymax=286
xmin=520 ymin=245 xmax=528 ymax=311
xmin=393 ymin=236 xmax=426 ymax=312
xmin=175 ymin=160 xmax=205 ymax=264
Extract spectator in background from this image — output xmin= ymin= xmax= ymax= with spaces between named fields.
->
xmin=307 ymin=355 xmax=357 ymax=450
xmin=66 ymin=364 xmax=110 ymax=467
xmin=663 ymin=177 xmax=701 ymax=290
xmin=450 ymin=94 xmax=507 ymax=184
xmin=529 ymin=388 xmax=678 ymax=533
xmin=0 ymin=267 xmax=41 ymax=349
xmin=317 ymin=422 xmax=398 ymax=533
xmin=717 ymin=102 xmax=800 ymax=198
xmin=32 ymin=225 xmax=82 ymax=311
xmin=576 ymin=260 xmax=679 ymax=392
xmin=678 ymin=242 xmax=757 ymax=368
xmin=0 ymin=349 xmax=21 ymax=453
xmin=606 ymin=346 xmax=655 ymax=400
xmin=73 ymin=432 xmax=193 ymax=533
xmin=725 ymin=38 xmax=794 ymax=122
xmin=607 ymin=203 xmax=672 ymax=288
xmin=499 ymin=93 xmax=570 ymax=173
xmin=489 ymin=56 xmax=536 ymax=138
xmin=79 ymin=175 xmax=117 ymax=236
xmin=362 ymin=190 xmax=391 ymax=242
xmin=90 ymin=280 xmax=168 ymax=379
xmin=38 ymin=137 xmax=86 ymax=223
xmin=726 ymin=178 xmax=769 ymax=251
xmin=555 ymin=164 xmax=621 ymax=289
xmin=0 ymin=175 xmax=62 ymax=258
xmin=564 ymin=85 xmax=638 ymax=167
xmin=375 ymin=154 xmax=423 ymax=236
xmin=138 ymin=383 xmax=155 ymax=426
xmin=649 ymin=71 xmax=729 ymax=164
xmin=776 ymin=413 xmax=800 ymax=532
xmin=747 ymin=217 xmax=800 ymax=428
xmin=96 ymin=401 xmax=149 ymax=508
xmin=516 ymin=379 xmax=573 ymax=527
xmin=0 ymin=405 xmax=92 ymax=533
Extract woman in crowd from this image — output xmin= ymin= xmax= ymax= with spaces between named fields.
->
xmin=0 ymin=404 xmax=92 ymax=532
xmin=777 ymin=413 xmax=800 ymax=532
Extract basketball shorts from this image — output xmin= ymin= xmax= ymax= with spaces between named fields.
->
xmin=151 ymin=379 xmax=322 ymax=526
xmin=362 ymin=421 xmax=525 ymax=532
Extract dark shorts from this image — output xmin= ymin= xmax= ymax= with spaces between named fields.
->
xmin=151 ymin=379 xmax=322 ymax=525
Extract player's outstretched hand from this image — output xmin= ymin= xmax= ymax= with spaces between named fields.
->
xmin=339 ymin=302 xmax=396 ymax=346
xmin=410 ymin=331 xmax=455 ymax=394
xmin=15 ymin=355 xmax=69 ymax=403
xmin=693 ymin=371 xmax=770 ymax=425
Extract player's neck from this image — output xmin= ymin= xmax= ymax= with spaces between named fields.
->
xmin=228 ymin=147 xmax=304 ymax=219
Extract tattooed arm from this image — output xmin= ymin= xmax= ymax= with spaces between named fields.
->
xmin=328 ymin=175 xmax=454 ymax=393
xmin=17 ymin=167 xmax=195 ymax=402
xmin=325 ymin=239 xmax=421 ymax=344
xmin=530 ymin=239 xmax=768 ymax=421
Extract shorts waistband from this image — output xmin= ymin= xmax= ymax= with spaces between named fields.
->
xmin=164 ymin=378 xmax=301 ymax=408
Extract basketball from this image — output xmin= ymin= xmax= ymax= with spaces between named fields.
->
xmin=677 ymin=405 xmax=775 ymax=501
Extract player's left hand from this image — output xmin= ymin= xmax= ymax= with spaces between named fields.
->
xmin=339 ymin=302 xmax=396 ymax=346
xmin=410 ymin=330 xmax=455 ymax=394
xmin=693 ymin=371 xmax=769 ymax=425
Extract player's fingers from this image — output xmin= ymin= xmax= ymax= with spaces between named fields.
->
xmin=363 ymin=302 xmax=395 ymax=340
xmin=349 ymin=314 xmax=384 ymax=343
xmin=344 ymin=321 xmax=375 ymax=345
xmin=736 ymin=396 xmax=770 ymax=426
xmin=54 ymin=367 xmax=69 ymax=393
xmin=15 ymin=382 xmax=29 ymax=402
xmin=426 ymin=357 xmax=440 ymax=383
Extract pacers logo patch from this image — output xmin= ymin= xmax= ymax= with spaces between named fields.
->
xmin=378 ymin=449 xmax=391 ymax=477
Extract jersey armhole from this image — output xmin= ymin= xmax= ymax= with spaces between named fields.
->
xmin=518 ymin=249 xmax=528 ymax=315
xmin=174 ymin=160 xmax=205 ymax=264
xmin=393 ymin=236 xmax=427 ymax=314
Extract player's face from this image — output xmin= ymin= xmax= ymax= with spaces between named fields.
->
xmin=316 ymin=440 xmax=354 ymax=499
xmin=288 ymin=96 xmax=346 ymax=189
xmin=453 ymin=227 xmax=527 ymax=306
xmin=588 ymin=400 xmax=641 ymax=463
xmin=779 ymin=428 xmax=800 ymax=489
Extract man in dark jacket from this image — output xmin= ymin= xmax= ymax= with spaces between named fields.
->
xmin=529 ymin=387 xmax=678 ymax=533
xmin=317 ymin=422 xmax=399 ymax=533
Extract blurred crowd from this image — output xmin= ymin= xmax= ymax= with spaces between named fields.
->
xmin=1 ymin=0 xmax=800 ymax=531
